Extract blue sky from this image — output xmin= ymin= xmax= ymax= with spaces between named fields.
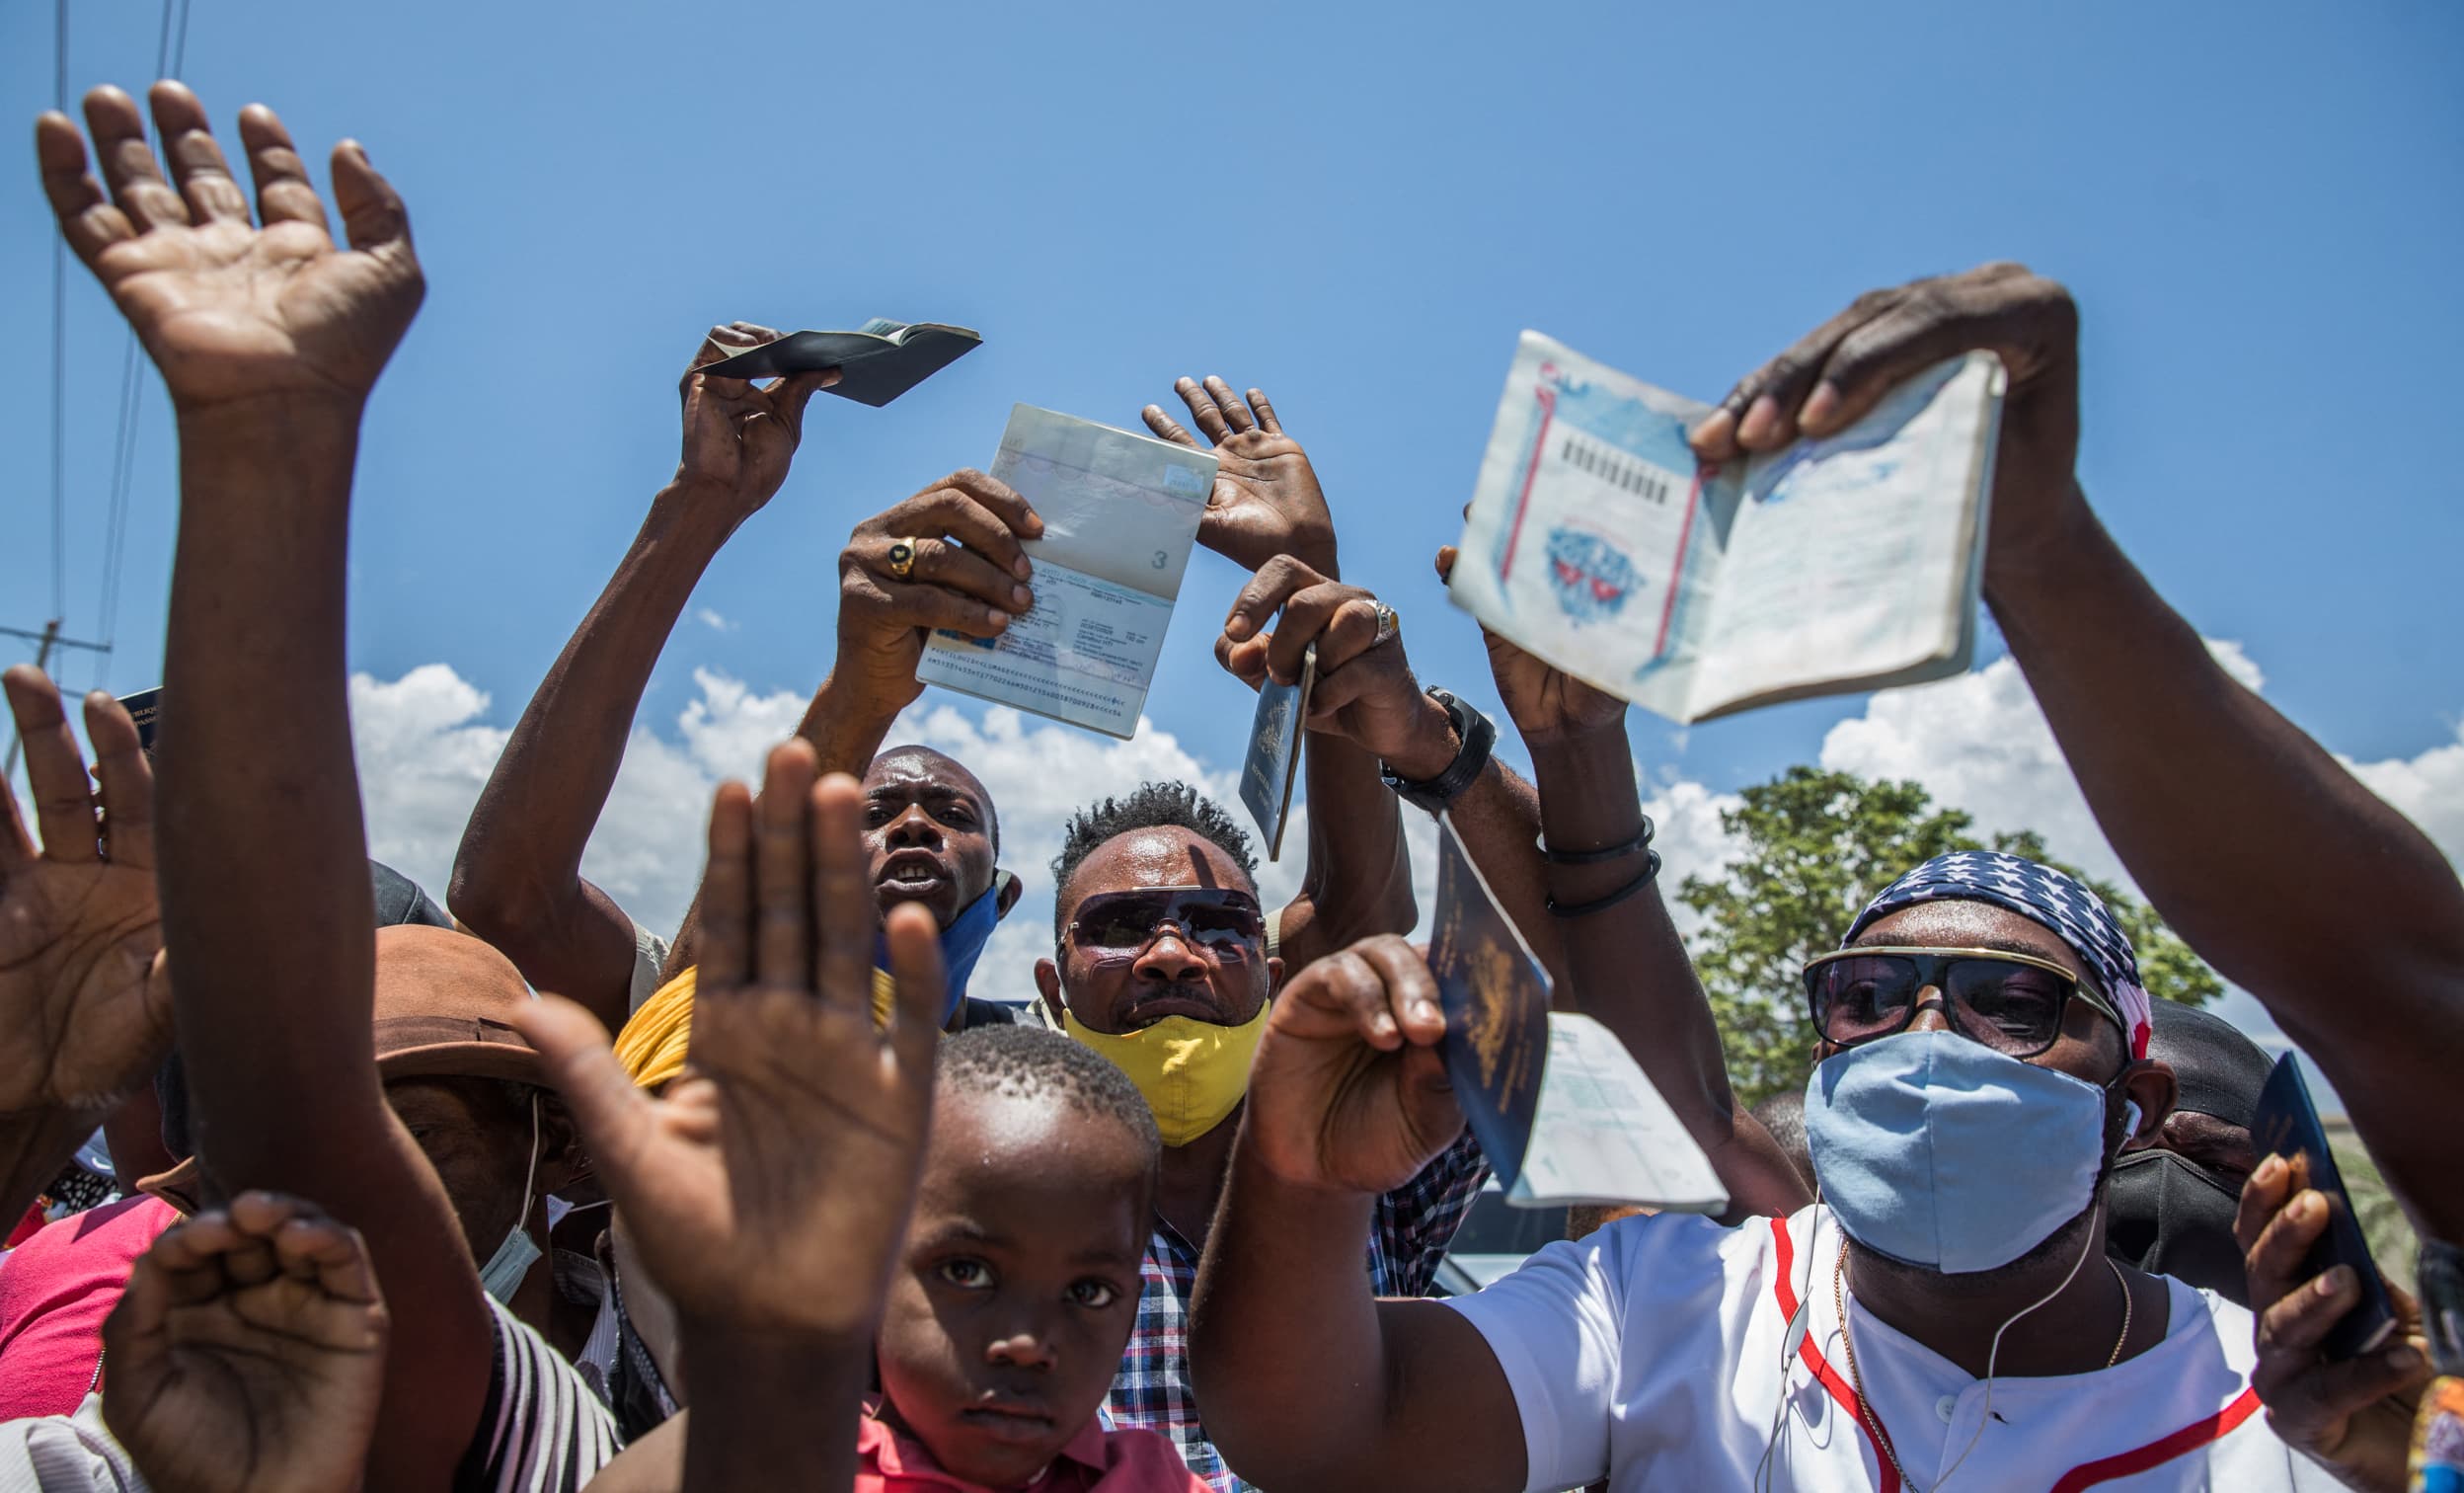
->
xmin=4 ymin=3 xmax=2460 ymax=1078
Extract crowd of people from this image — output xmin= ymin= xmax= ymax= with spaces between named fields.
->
xmin=0 ymin=77 xmax=2457 ymax=1493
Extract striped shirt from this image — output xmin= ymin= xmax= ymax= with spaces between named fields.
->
xmin=1108 ymin=1128 xmax=1490 ymax=1491
xmin=458 ymin=1295 xmax=623 ymax=1492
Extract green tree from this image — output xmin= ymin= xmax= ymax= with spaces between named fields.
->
xmin=1676 ymin=766 xmax=2221 ymax=1107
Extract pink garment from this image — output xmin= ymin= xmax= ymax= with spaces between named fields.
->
xmin=0 ymin=1195 xmax=179 ymax=1418
xmin=856 ymin=1412 xmax=1208 ymax=1492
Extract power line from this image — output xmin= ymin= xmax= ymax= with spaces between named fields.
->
xmin=48 ymin=0 xmax=67 ymax=623
xmin=89 ymin=0 xmax=196 ymax=693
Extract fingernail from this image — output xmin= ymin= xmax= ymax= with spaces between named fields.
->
xmin=1690 ymin=409 xmax=1733 ymax=451
xmin=1025 ymin=511 xmax=1044 ymax=535
xmin=1414 ymin=999 xmax=1439 ymax=1021
xmin=2318 ymin=1267 xmax=2350 ymax=1297
xmin=2388 ymin=1346 xmax=2424 ymax=1371
xmin=2254 ymin=1155 xmax=2282 ymax=1186
xmin=1737 ymin=393 xmax=1780 ymax=446
xmin=986 ymin=609 xmax=1009 ymax=628
xmin=1375 ymin=1014 xmax=1397 ymax=1037
xmin=2301 ymin=1192 xmax=2328 ymax=1223
xmin=1010 ymin=585 xmax=1032 ymax=608
xmin=1012 ymin=555 xmax=1033 ymax=580
xmin=1800 ymin=382 xmax=1841 ymax=432
xmin=1225 ymin=617 xmax=1252 ymax=642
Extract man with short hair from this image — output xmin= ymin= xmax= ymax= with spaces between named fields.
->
xmin=2107 ymin=998 xmax=2277 ymax=1303
xmin=1187 ymin=265 xmax=2453 ymax=1492
xmin=1034 ymin=779 xmax=1488 ymax=1489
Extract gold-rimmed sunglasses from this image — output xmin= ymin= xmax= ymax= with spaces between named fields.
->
xmin=1801 ymin=945 xmax=2123 ymax=1059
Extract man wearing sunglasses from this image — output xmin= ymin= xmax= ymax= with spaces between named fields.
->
xmin=1185 ymin=265 xmax=2451 ymax=1492
xmin=1033 ymin=781 xmax=1487 ymax=1491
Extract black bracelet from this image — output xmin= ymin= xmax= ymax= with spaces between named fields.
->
xmin=1544 ymin=851 xmax=1661 ymax=917
xmin=1539 ymin=817 xmax=1656 ymax=866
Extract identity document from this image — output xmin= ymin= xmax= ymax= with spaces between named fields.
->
xmin=1428 ymin=815 xmax=1726 ymax=1212
xmin=1448 ymin=334 xmax=2006 ymax=725
xmin=914 ymin=405 xmax=1216 ymax=739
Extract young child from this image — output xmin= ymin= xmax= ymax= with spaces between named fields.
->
xmin=868 ymin=1025 xmax=1204 ymax=1491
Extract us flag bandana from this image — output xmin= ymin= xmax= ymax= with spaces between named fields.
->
xmin=1844 ymin=849 xmax=2155 ymax=1060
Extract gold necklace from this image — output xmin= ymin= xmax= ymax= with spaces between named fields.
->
xmin=1829 ymin=1249 xmax=2134 ymax=1491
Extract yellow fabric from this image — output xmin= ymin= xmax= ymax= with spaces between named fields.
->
xmin=614 ymin=963 xmax=899 ymax=1089
xmin=1061 ymin=1001 xmax=1270 ymax=1146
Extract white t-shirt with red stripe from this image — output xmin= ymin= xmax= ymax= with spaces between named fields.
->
xmin=1442 ymin=1206 xmax=2343 ymax=1493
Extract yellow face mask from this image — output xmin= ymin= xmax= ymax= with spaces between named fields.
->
xmin=1061 ymin=1001 xmax=1269 ymax=1147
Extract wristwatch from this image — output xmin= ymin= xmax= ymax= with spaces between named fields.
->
xmin=1380 ymin=688 xmax=1496 ymax=815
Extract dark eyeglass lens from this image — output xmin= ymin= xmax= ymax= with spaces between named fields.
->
xmin=1075 ymin=895 xmax=1175 ymax=951
xmin=1181 ymin=902 xmax=1263 ymax=943
xmin=1946 ymin=961 xmax=2067 ymax=1053
xmin=1072 ymin=893 xmax=1264 ymax=955
xmin=1813 ymin=956 xmax=1916 ymax=1041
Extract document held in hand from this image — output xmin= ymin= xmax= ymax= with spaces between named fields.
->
xmin=696 ymin=319 xmax=980 ymax=407
xmin=914 ymin=406 xmax=1215 ymax=739
xmin=1427 ymin=815 xmax=1728 ymax=1212
xmin=1238 ymin=642 xmax=1314 ymax=861
xmin=1448 ymin=333 xmax=2007 ymax=725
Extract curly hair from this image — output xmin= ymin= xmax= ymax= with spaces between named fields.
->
xmin=937 ymin=1024 xmax=1162 ymax=1168
xmin=1048 ymin=780 xmax=1259 ymax=936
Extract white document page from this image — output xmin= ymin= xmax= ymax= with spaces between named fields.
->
xmin=1511 ymin=1013 xmax=1728 ymax=1213
xmin=1684 ymin=353 xmax=2004 ymax=717
xmin=914 ymin=405 xmax=1215 ymax=739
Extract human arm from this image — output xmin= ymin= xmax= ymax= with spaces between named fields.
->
xmin=2234 ymin=1153 xmax=2430 ymax=1492
xmin=102 ymin=1191 xmax=390 ymax=1493
xmin=514 ymin=746 xmax=945 ymax=1493
xmin=1189 ymin=937 xmax=1526 ymax=1490
xmin=0 ymin=668 xmax=168 ymax=1222
xmin=1146 ymin=379 xmax=1417 ymax=965
xmin=663 ymin=469 xmax=1041 ymax=968
xmin=449 ymin=326 xmax=830 ymax=1024
xmin=1689 ymin=264 xmax=2464 ymax=1240
xmin=41 ymin=81 xmax=489 ymax=1489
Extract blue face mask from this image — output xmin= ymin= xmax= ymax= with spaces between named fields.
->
xmin=876 ymin=871 xmax=1012 ymax=1026
xmin=1804 ymin=1031 xmax=2136 ymax=1275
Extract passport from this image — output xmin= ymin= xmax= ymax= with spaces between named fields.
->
xmin=697 ymin=318 xmax=980 ymax=407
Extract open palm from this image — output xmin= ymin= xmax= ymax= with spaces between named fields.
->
xmin=1144 ymin=377 xmax=1339 ymax=574
xmin=517 ymin=746 xmax=946 ymax=1338
xmin=0 ymin=668 xmax=168 ymax=1114
xmin=38 ymin=83 xmax=422 ymax=413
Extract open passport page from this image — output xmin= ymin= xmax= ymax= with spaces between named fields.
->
xmin=1428 ymin=815 xmax=1727 ymax=1212
xmin=913 ymin=405 xmax=1215 ymax=739
xmin=1447 ymin=334 xmax=2007 ymax=725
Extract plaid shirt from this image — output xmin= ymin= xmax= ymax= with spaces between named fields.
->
xmin=1107 ymin=1128 xmax=1491 ymax=1491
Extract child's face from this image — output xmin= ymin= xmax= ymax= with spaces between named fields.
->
xmin=877 ymin=1087 xmax=1151 ymax=1489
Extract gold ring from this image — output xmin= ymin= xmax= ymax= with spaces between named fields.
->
xmin=886 ymin=538 xmax=920 ymax=581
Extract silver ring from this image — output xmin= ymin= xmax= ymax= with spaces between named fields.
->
xmin=1371 ymin=601 xmax=1400 ymax=649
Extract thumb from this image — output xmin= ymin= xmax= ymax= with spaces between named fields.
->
xmin=777 ymin=368 xmax=833 ymax=437
xmin=509 ymin=995 xmax=655 ymax=1195
xmin=328 ymin=140 xmax=411 ymax=253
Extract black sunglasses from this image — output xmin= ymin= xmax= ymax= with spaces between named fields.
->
xmin=1066 ymin=887 xmax=1265 ymax=966
xmin=1801 ymin=945 xmax=2122 ymax=1059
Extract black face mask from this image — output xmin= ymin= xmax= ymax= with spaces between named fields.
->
xmin=2106 ymin=1149 xmax=2249 ymax=1305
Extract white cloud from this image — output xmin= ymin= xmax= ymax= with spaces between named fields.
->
xmin=346 ymin=640 xmax=2460 ymax=1047
xmin=693 ymin=607 xmax=736 ymax=633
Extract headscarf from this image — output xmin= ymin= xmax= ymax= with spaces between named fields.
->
xmin=1844 ymin=849 xmax=2155 ymax=1060
xmin=615 ymin=964 xmax=899 ymax=1089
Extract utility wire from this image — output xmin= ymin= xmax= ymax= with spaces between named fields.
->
xmin=90 ymin=0 xmax=196 ymax=693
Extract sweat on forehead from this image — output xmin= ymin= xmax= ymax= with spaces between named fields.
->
xmin=867 ymin=745 xmax=997 ymax=839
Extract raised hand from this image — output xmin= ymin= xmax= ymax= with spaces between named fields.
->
xmin=834 ymin=471 xmax=1042 ymax=712
xmin=1240 ymin=935 xmax=1462 ymax=1196
xmin=1143 ymin=377 xmax=1338 ymax=575
xmin=102 ymin=1192 xmax=390 ymax=1493
xmin=36 ymin=82 xmax=423 ymax=415
xmin=2235 ymin=1152 xmax=2429 ymax=1491
xmin=1218 ymin=557 xmax=1457 ymax=777
xmin=672 ymin=322 xmax=836 ymax=522
xmin=513 ymin=743 xmax=946 ymax=1338
xmin=1433 ymin=544 xmax=1626 ymax=747
xmin=0 ymin=666 xmax=168 ymax=1115
xmin=1685 ymin=263 xmax=2082 ymax=590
